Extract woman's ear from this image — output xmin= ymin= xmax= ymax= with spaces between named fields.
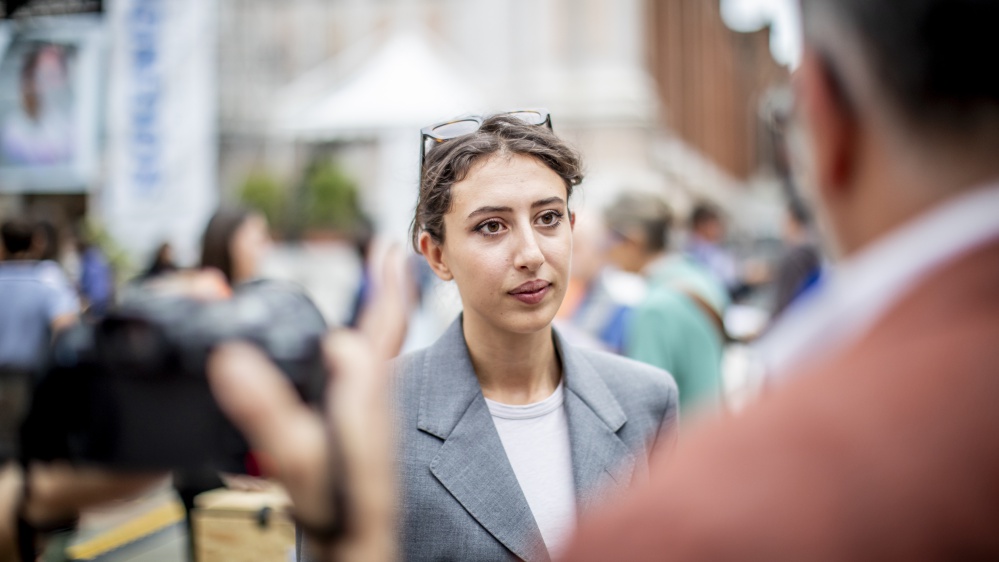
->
xmin=418 ymin=231 xmax=453 ymax=281
xmin=569 ymin=211 xmax=576 ymax=229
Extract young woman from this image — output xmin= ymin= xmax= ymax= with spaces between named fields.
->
xmin=395 ymin=111 xmax=679 ymax=561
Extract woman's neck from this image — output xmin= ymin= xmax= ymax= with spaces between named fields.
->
xmin=462 ymin=314 xmax=561 ymax=406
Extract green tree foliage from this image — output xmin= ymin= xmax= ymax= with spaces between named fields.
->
xmin=301 ymin=160 xmax=361 ymax=232
xmin=237 ymin=172 xmax=285 ymax=232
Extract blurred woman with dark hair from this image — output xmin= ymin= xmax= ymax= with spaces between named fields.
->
xmin=200 ymin=208 xmax=271 ymax=287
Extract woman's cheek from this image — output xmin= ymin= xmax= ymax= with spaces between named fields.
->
xmin=545 ymin=237 xmax=573 ymax=273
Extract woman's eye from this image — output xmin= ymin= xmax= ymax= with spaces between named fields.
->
xmin=478 ymin=221 xmax=503 ymax=235
xmin=538 ymin=211 xmax=562 ymax=226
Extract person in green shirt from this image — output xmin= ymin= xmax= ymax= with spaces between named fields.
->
xmin=603 ymin=192 xmax=729 ymax=416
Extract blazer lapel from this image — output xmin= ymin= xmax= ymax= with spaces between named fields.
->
xmin=417 ymin=318 xmax=548 ymax=562
xmin=555 ymin=330 xmax=636 ymax=514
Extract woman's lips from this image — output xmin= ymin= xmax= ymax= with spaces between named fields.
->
xmin=509 ymin=280 xmax=551 ymax=305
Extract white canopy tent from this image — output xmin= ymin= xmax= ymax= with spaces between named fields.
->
xmin=271 ymin=26 xmax=484 ymax=244
xmin=275 ymin=27 xmax=484 ymax=138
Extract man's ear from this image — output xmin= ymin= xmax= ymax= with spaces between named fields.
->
xmin=796 ymin=47 xmax=858 ymax=198
xmin=418 ymin=231 xmax=453 ymax=281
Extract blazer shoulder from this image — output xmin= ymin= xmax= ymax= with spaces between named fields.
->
xmin=575 ymin=346 xmax=677 ymax=393
xmin=571 ymin=346 xmax=678 ymax=420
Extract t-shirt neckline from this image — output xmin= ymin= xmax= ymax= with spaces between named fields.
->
xmin=484 ymin=381 xmax=565 ymax=420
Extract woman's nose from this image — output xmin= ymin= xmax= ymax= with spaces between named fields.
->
xmin=513 ymin=229 xmax=545 ymax=272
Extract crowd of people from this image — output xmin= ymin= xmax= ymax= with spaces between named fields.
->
xmin=2 ymin=0 xmax=999 ymax=559
xmin=0 ymin=219 xmax=104 ymax=375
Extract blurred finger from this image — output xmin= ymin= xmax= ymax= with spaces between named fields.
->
xmin=322 ymin=330 xmax=397 ymax=560
xmin=358 ymin=242 xmax=410 ymax=360
xmin=323 ymin=331 xmax=390 ymax=419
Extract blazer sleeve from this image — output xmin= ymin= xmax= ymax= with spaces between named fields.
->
xmin=655 ymin=376 xmax=680 ymax=455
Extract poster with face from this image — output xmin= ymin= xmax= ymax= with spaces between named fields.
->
xmin=0 ymin=18 xmax=101 ymax=193
xmin=0 ymin=41 xmax=77 ymax=167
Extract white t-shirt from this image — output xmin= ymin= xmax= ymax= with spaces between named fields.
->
xmin=485 ymin=382 xmax=576 ymax=556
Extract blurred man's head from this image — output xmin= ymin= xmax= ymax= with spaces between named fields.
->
xmin=2 ymin=219 xmax=35 ymax=258
xmin=793 ymin=0 xmax=999 ymax=256
xmin=689 ymin=203 xmax=725 ymax=244
xmin=603 ymin=192 xmax=673 ymax=274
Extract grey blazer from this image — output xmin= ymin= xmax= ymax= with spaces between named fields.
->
xmin=394 ymin=317 xmax=679 ymax=562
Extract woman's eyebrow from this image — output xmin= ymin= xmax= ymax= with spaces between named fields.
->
xmin=466 ymin=197 xmax=565 ymax=220
xmin=467 ymin=205 xmax=513 ymax=220
xmin=532 ymin=196 xmax=565 ymax=209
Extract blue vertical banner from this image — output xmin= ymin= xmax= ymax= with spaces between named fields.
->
xmin=128 ymin=0 xmax=161 ymax=195
xmin=104 ymin=0 xmax=217 ymax=265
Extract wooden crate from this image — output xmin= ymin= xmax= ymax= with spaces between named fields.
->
xmin=192 ymin=486 xmax=296 ymax=562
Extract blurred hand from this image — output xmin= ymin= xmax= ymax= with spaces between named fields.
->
xmin=0 ymin=462 xmax=166 ymax=562
xmin=208 ymin=245 xmax=410 ymax=561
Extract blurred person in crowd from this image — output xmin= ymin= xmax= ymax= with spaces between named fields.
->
xmin=141 ymin=242 xmax=178 ymax=281
xmin=0 ymin=44 xmax=74 ymax=167
xmin=770 ymin=198 xmax=822 ymax=319
xmin=0 ymin=219 xmax=77 ymax=469
xmin=393 ymin=111 xmax=677 ymax=561
xmin=29 ymin=220 xmax=77 ymax=308
xmin=30 ymin=220 xmax=60 ymax=263
xmin=167 ymin=208 xmax=279 ymax=552
xmin=554 ymin=212 xmax=636 ymax=353
xmin=74 ymin=227 xmax=113 ymax=319
xmin=347 ymin=215 xmax=375 ymax=328
xmin=685 ymin=202 xmax=768 ymax=301
xmin=191 ymin=208 xmax=273 ymax=481
xmin=604 ymin=192 xmax=729 ymax=416
xmin=0 ymin=219 xmax=78 ymax=374
xmin=685 ymin=203 xmax=737 ymax=289
xmin=561 ymin=0 xmax=999 ymax=557
xmin=200 ymin=208 xmax=271 ymax=288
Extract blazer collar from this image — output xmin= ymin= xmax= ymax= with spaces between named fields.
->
xmin=552 ymin=329 xmax=627 ymax=432
xmin=553 ymin=329 xmax=636 ymax=511
xmin=415 ymin=317 xmax=482 ymax=440
xmin=416 ymin=316 xmax=634 ymax=560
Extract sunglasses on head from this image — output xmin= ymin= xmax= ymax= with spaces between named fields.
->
xmin=419 ymin=108 xmax=553 ymax=166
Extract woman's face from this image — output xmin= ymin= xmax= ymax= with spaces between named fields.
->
xmin=423 ymin=153 xmax=573 ymax=336
xmin=230 ymin=214 xmax=271 ymax=284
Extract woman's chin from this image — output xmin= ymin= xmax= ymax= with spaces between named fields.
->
xmin=464 ymin=290 xmax=566 ymax=337
xmin=497 ymin=302 xmax=562 ymax=335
